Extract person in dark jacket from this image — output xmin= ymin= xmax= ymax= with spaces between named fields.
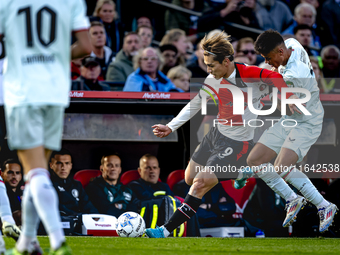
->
xmin=71 ymin=57 xmax=111 ymax=91
xmin=128 ymin=154 xmax=174 ymax=200
xmin=50 ymin=149 xmax=98 ymax=216
xmin=86 ymin=154 xmax=138 ymax=217
xmin=1 ymin=158 xmax=24 ymax=226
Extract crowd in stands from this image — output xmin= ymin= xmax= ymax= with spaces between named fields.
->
xmin=69 ymin=0 xmax=340 ymax=93
xmin=2 ymin=148 xmax=340 ymax=237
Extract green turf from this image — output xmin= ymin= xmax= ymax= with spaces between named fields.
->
xmin=4 ymin=236 xmax=340 ymax=255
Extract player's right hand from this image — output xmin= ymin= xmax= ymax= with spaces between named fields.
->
xmin=151 ymin=124 xmax=172 ymax=138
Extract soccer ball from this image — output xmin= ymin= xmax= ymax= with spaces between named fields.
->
xmin=116 ymin=212 xmax=145 ymax=237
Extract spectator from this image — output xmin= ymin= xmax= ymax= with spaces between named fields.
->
xmin=1 ymin=158 xmax=23 ymax=226
xmin=282 ymin=3 xmax=321 ymax=49
xmin=89 ymin=21 xmax=115 ymax=78
xmin=320 ymin=0 xmax=340 ymax=48
xmin=159 ymin=44 xmax=179 ymax=75
xmin=92 ymin=0 xmax=124 ymax=53
xmin=321 ymin=45 xmax=340 ymax=93
xmin=293 ymin=25 xmax=315 ymax=56
xmin=71 ymin=57 xmax=111 ymax=91
xmin=321 ymin=45 xmax=340 ymax=78
xmin=86 ymin=154 xmax=138 ymax=217
xmin=186 ymin=40 xmax=208 ymax=78
xmin=255 ymin=0 xmax=293 ymax=32
xmin=123 ymin=47 xmax=181 ymax=92
xmin=128 ymin=154 xmax=173 ymax=201
xmin=137 ymin=25 xmax=153 ymax=48
xmin=235 ymin=37 xmax=257 ymax=65
xmin=50 ymin=149 xmax=98 ymax=217
xmin=309 ymin=56 xmax=327 ymax=93
xmin=165 ymin=0 xmax=210 ymax=43
xmin=160 ymin=29 xmax=190 ymax=65
xmin=167 ymin=66 xmax=192 ymax=92
xmin=106 ymin=32 xmax=142 ymax=83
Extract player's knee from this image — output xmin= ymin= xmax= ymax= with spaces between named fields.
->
xmin=247 ymin=156 xmax=259 ymax=167
xmin=185 ymin=175 xmax=194 ymax=186
xmin=191 ymin=177 xmax=216 ymax=192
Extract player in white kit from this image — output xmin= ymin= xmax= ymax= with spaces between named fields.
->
xmin=235 ymin=30 xmax=338 ymax=233
xmin=0 ymin=0 xmax=91 ymax=254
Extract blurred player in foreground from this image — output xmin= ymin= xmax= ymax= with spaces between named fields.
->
xmin=0 ymin=0 xmax=91 ymax=254
xmin=145 ymin=31 xmax=302 ymax=238
xmin=235 ymin=30 xmax=338 ymax=233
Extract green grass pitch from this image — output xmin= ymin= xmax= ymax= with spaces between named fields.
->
xmin=4 ymin=236 xmax=340 ymax=255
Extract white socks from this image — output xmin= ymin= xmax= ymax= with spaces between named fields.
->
xmin=255 ymin=163 xmax=297 ymax=201
xmin=280 ymin=167 xmax=330 ymax=209
xmin=0 ymin=181 xmax=15 ymax=224
xmin=18 ymin=168 xmax=65 ymax=251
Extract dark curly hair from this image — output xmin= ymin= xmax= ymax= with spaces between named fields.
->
xmin=254 ymin=30 xmax=284 ymax=56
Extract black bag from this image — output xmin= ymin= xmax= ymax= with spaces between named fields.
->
xmin=140 ymin=195 xmax=185 ymax=237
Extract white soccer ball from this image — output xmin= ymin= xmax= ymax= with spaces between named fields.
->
xmin=116 ymin=212 xmax=145 ymax=237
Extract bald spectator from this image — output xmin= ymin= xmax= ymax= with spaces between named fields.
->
xmin=282 ymin=3 xmax=321 ymax=49
xmin=128 ymin=154 xmax=174 ymax=201
xmin=89 ymin=21 xmax=115 ymax=78
xmin=321 ymin=45 xmax=340 ymax=78
xmin=123 ymin=47 xmax=180 ymax=92
xmin=106 ymin=32 xmax=142 ymax=83
xmin=86 ymin=154 xmax=138 ymax=217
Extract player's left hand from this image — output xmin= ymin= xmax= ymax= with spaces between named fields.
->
xmin=288 ymin=95 xmax=304 ymax=115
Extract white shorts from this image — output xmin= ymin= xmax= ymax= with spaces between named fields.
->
xmin=5 ymin=105 xmax=64 ymax=151
xmin=257 ymin=119 xmax=322 ymax=163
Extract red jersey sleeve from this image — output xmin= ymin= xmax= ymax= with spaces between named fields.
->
xmin=259 ymin=68 xmax=294 ymax=99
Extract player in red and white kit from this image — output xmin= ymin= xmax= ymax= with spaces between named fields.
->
xmin=145 ymin=32 xmax=302 ymax=238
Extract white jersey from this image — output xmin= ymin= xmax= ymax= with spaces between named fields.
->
xmin=278 ymin=38 xmax=324 ymax=125
xmin=0 ymin=0 xmax=89 ymax=107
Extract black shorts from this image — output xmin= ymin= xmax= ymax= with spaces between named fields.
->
xmin=191 ymin=127 xmax=254 ymax=180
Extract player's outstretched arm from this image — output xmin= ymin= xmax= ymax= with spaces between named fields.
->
xmin=152 ymin=124 xmax=172 ymax=138
xmin=71 ymin=30 xmax=92 ymax=60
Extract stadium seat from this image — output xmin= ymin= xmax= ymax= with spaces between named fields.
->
xmin=166 ymin=169 xmax=185 ymax=191
xmin=220 ymin=178 xmax=257 ymax=218
xmin=120 ymin=170 xmax=141 ymax=185
xmin=74 ymin=169 xmax=101 ymax=188
xmin=120 ymin=170 xmax=162 ymax=185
